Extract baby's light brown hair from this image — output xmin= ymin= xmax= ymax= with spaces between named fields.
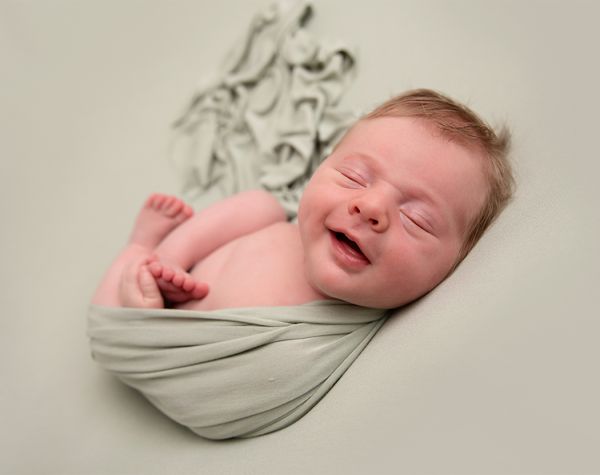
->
xmin=364 ymin=88 xmax=515 ymax=271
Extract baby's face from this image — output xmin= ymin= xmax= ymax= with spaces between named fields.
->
xmin=297 ymin=116 xmax=489 ymax=308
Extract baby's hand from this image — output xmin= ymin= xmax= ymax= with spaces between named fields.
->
xmin=147 ymin=258 xmax=209 ymax=305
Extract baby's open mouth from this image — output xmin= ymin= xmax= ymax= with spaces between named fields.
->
xmin=332 ymin=231 xmax=370 ymax=263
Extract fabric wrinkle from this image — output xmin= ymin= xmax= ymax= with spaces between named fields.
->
xmin=88 ymin=302 xmax=387 ymax=439
xmin=169 ymin=0 xmax=356 ymax=218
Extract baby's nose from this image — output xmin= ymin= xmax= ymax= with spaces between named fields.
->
xmin=348 ymin=193 xmax=389 ymax=232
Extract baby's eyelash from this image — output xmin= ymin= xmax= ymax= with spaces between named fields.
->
xmin=401 ymin=211 xmax=431 ymax=234
xmin=339 ymin=170 xmax=366 ymax=187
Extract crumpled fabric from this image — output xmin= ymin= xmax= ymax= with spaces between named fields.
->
xmin=169 ymin=0 xmax=356 ymax=217
xmin=88 ymin=301 xmax=387 ymax=439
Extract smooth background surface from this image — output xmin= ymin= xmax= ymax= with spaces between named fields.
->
xmin=2 ymin=1 xmax=599 ymax=473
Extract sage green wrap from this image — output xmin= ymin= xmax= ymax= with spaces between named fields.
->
xmin=169 ymin=0 xmax=356 ymax=218
xmin=88 ymin=301 xmax=387 ymax=439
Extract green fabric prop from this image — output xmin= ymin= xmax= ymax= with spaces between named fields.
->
xmin=169 ymin=0 xmax=356 ymax=218
xmin=88 ymin=301 xmax=387 ymax=439
xmin=88 ymin=0 xmax=369 ymax=441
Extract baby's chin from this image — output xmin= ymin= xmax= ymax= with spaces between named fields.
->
xmin=314 ymin=282 xmax=408 ymax=310
xmin=345 ymin=295 xmax=408 ymax=310
xmin=304 ymin=259 xmax=432 ymax=309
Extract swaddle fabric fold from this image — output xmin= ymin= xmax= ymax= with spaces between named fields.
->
xmin=170 ymin=0 xmax=356 ymax=217
xmin=88 ymin=301 xmax=387 ymax=439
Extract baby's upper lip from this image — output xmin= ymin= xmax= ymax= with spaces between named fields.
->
xmin=328 ymin=227 xmax=371 ymax=262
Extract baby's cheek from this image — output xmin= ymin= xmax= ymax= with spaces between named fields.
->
xmin=305 ymin=258 xmax=331 ymax=291
xmin=304 ymin=258 xmax=345 ymax=299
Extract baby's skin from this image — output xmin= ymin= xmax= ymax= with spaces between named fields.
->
xmin=93 ymin=189 xmax=323 ymax=310
xmin=93 ymin=116 xmax=490 ymax=311
xmin=118 ymin=196 xmax=209 ymax=309
xmin=91 ymin=194 xmax=208 ymax=309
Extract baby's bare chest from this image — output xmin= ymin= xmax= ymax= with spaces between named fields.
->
xmin=177 ymin=222 xmax=322 ymax=310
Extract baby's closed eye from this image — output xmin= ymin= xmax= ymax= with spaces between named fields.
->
xmin=400 ymin=209 xmax=434 ymax=234
xmin=338 ymin=168 xmax=367 ymax=188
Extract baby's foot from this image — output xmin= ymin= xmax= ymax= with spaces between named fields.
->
xmin=128 ymin=193 xmax=193 ymax=249
xmin=119 ymin=255 xmax=164 ymax=309
xmin=148 ymin=260 xmax=209 ymax=304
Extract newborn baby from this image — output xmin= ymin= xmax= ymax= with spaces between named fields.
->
xmin=92 ymin=88 xmax=514 ymax=311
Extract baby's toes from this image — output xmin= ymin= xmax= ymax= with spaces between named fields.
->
xmin=159 ymin=196 xmax=176 ymax=212
xmin=181 ymin=204 xmax=194 ymax=218
xmin=171 ymin=271 xmax=185 ymax=287
xmin=146 ymin=193 xmax=166 ymax=210
xmin=182 ymin=275 xmax=196 ymax=292
xmin=192 ymin=282 xmax=209 ymax=299
xmin=164 ymin=199 xmax=184 ymax=218
xmin=161 ymin=267 xmax=175 ymax=281
xmin=148 ymin=262 xmax=163 ymax=278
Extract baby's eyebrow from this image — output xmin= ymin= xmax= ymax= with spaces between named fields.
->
xmin=347 ymin=152 xmax=376 ymax=168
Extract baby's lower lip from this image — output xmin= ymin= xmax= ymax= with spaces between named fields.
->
xmin=329 ymin=231 xmax=370 ymax=269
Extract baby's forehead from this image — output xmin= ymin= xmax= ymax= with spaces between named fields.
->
xmin=337 ymin=117 xmax=430 ymax=154
xmin=329 ymin=117 xmax=489 ymax=228
xmin=337 ymin=117 xmax=487 ymax=171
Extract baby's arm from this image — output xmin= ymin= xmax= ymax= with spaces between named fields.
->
xmin=91 ymin=190 xmax=285 ymax=309
xmin=152 ymin=189 xmax=287 ymax=271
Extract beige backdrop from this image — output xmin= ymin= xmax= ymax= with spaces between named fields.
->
xmin=2 ymin=0 xmax=599 ymax=474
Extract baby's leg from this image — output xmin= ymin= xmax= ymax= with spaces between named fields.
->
xmin=91 ymin=194 xmax=197 ymax=307
xmin=150 ymin=189 xmax=287 ymax=271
